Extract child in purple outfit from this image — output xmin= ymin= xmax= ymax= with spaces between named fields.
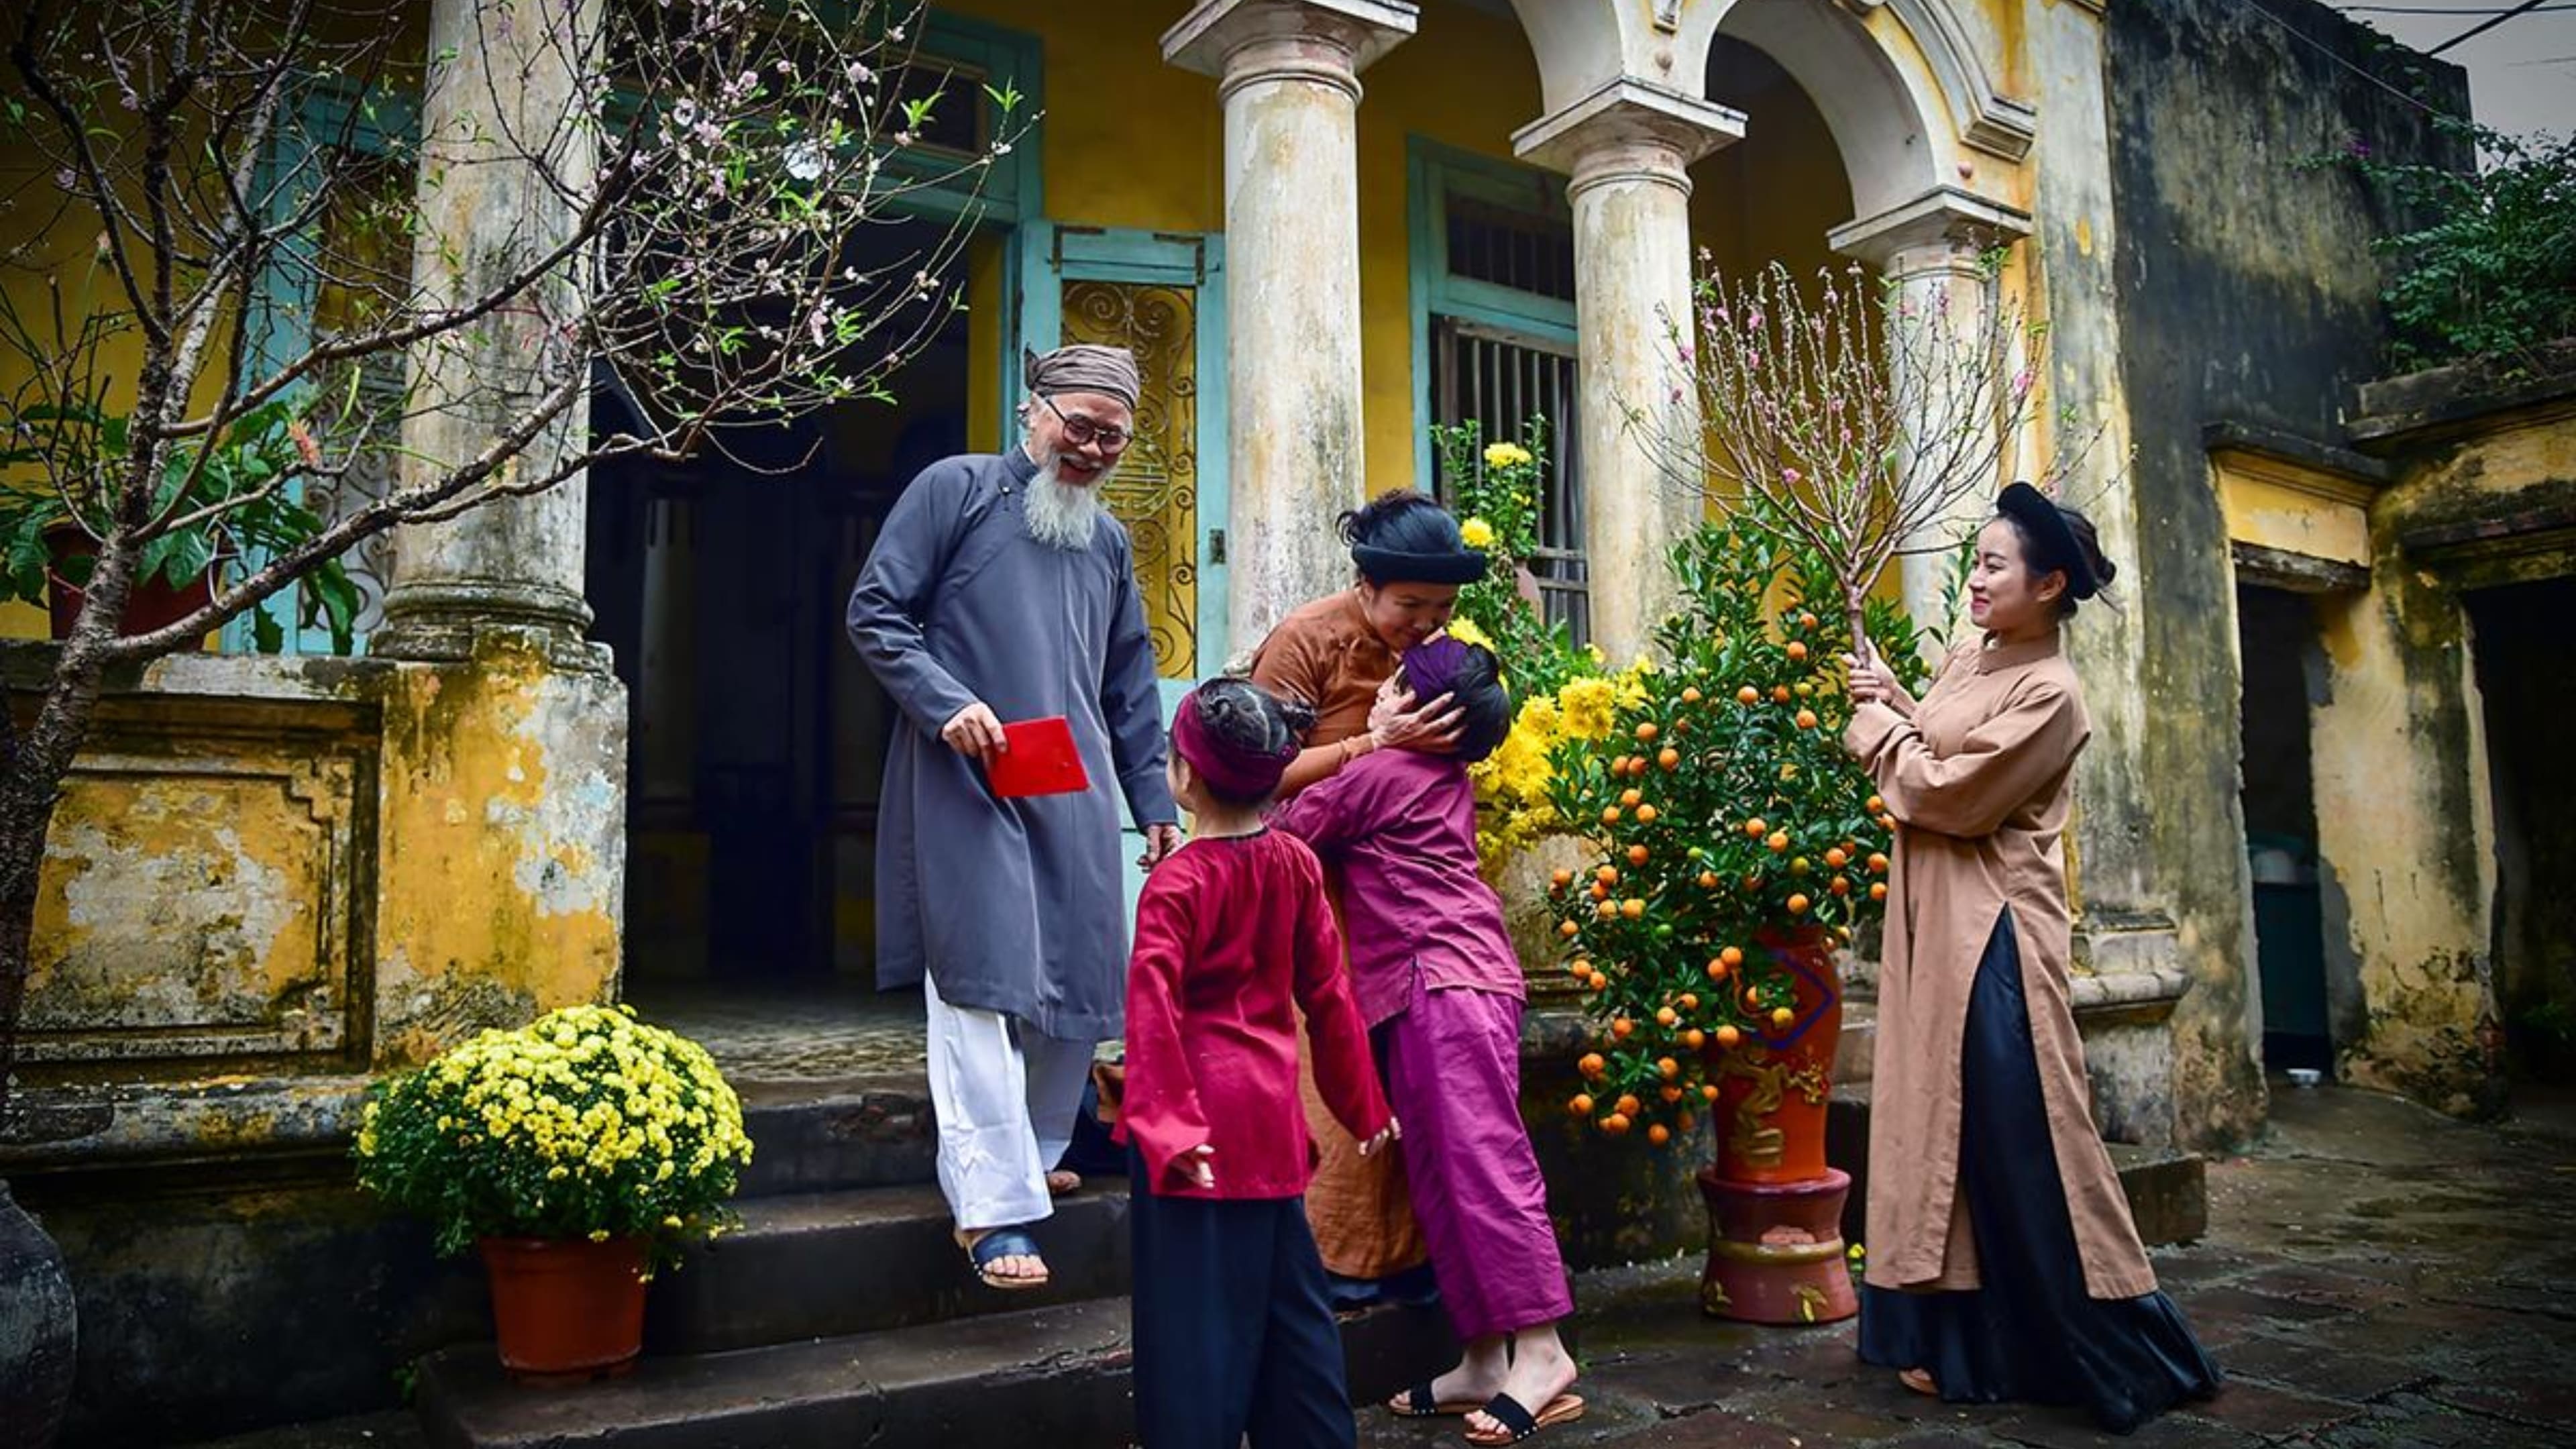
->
xmin=1271 ymin=635 xmax=1585 ymax=1446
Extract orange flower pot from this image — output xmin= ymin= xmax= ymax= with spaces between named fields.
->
xmin=1705 ymin=928 xmax=1841 ymax=1184
xmin=478 ymin=1235 xmax=648 ymax=1383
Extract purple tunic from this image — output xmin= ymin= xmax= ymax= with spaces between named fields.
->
xmin=847 ymin=447 xmax=1176 ymax=1039
xmin=1268 ymin=749 xmax=1524 ymax=1028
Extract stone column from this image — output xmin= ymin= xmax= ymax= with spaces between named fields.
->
xmin=1163 ymin=0 xmax=1415 ymax=647
xmin=1515 ymin=83 xmax=1741 ymax=661
xmin=1829 ymin=187 xmax=2035 ymax=655
xmin=374 ymin=0 xmax=600 ymax=663
xmin=364 ymin=0 xmax=626 ymax=1065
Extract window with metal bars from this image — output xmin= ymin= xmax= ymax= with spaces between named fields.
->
xmin=1431 ymin=319 xmax=1587 ymax=643
xmin=1418 ymin=149 xmax=1588 ymax=643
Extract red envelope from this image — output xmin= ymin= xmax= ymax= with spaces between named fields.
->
xmin=985 ymin=716 xmax=1091 ymax=798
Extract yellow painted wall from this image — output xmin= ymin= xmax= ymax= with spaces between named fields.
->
xmin=2214 ymin=451 xmax=2375 ymax=569
xmin=1694 ymin=37 xmax=1855 ymax=293
xmin=938 ymin=0 xmax=1552 ymax=490
xmin=1352 ymin=8 xmax=1554 ymax=488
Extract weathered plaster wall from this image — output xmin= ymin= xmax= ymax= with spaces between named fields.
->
xmin=5 ymin=635 xmax=625 ymax=1442
xmin=2101 ymin=0 xmax=2468 ymax=1146
xmin=372 ymin=631 xmax=627 ymax=1068
xmin=2355 ymin=380 xmax=2576 ymax=1098
xmin=2305 ymin=565 xmax=2500 ymax=1114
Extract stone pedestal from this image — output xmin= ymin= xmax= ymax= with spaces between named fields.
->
xmin=1515 ymin=82 xmax=1741 ymax=660
xmin=1163 ymin=1 xmax=1416 ymax=644
xmin=1697 ymin=1167 xmax=1858 ymax=1325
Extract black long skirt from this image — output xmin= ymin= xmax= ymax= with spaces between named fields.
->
xmin=1857 ymin=912 xmax=2222 ymax=1434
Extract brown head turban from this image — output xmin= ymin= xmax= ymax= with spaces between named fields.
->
xmin=1023 ymin=344 xmax=1140 ymax=411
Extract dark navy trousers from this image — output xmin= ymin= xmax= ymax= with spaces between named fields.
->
xmin=1129 ymin=1150 xmax=1354 ymax=1448
xmin=1858 ymin=911 xmax=2221 ymax=1434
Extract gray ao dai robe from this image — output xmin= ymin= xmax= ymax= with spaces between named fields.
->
xmin=1845 ymin=633 xmax=2159 ymax=1301
xmin=847 ymin=447 xmax=1177 ymax=1041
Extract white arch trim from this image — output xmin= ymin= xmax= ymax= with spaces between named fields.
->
xmin=1499 ymin=0 xmax=2038 ymax=221
xmin=1838 ymin=0 xmax=2037 ymax=162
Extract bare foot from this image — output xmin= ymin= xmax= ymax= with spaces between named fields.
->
xmin=1044 ymin=1169 xmax=1081 ymax=1196
xmin=1899 ymin=1366 xmax=1938 ymax=1396
xmin=956 ymin=1227 xmax=1049 ymax=1288
xmin=1464 ymin=1332 xmax=1579 ymax=1442
xmin=1387 ymin=1350 xmax=1503 ymax=1415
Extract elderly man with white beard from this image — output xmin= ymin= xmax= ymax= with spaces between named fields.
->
xmin=849 ymin=343 xmax=1182 ymax=1291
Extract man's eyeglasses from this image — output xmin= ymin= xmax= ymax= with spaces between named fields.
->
xmin=1039 ymin=394 xmax=1133 ymax=453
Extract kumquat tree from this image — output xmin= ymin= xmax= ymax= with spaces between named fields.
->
xmin=1543 ymin=503 xmax=1931 ymax=1145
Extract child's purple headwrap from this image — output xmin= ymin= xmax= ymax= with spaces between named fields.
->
xmin=1401 ymin=635 xmax=1474 ymax=702
xmin=1170 ymin=686 xmax=1295 ymax=800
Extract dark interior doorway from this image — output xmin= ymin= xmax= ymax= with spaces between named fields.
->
xmin=2237 ymin=584 xmax=2335 ymax=1074
xmin=585 ymin=250 xmax=972 ymax=988
xmin=2465 ymin=578 xmax=2576 ymax=1083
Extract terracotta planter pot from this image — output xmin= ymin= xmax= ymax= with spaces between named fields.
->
xmin=478 ymin=1235 xmax=648 ymax=1384
xmin=42 ymin=524 xmax=217 ymax=640
xmin=1695 ymin=928 xmax=1857 ymax=1325
xmin=1706 ymin=928 xmax=1842 ymax=1184
xmin=1695 ymin=1167 xmax=1859 ymax=1326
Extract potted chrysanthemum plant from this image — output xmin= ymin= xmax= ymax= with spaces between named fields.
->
xmin=353 ymin=1004 xmax=754 ymax=1382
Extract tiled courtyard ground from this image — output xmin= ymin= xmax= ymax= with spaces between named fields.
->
xmin=1357 ymin=1081 xmax=2576 ymax=1448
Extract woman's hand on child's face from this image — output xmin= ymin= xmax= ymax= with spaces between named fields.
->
xmin=1368 ymin=679 xmax=1461 ymax=753
xmin=1185 ymin=1143 xmax=1215 ymax=1191
xmin=1355 ymin=1116 xmax=1400 ymax=1159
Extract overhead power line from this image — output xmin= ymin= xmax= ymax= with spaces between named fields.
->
xmin=2426 ymin=0 xmax=2559 ymax=56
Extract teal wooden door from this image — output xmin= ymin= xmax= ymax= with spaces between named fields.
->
xmin=1018 ymin=224 xmax=1229 ymax=917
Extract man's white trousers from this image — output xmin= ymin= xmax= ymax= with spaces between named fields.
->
xmin=923 ymin=973 xmax=1097 ymax=1232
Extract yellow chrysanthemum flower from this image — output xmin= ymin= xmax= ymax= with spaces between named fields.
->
xmin=1443 ymin=616 xmax=1496 ymax=654
xmin=1483 ymin=441 xmax=1534 ymax=470
xmin=1558 ymin=677 xmax=1617 ymax=741
xmin=1458 ymin=517 xmax=1497 ymax=551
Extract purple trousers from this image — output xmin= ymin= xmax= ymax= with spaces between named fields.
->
xmin=1378 ymin=975 xmax=1574 ymax=1339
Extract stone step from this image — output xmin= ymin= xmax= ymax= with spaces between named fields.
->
xmin=417 ymin=1299 xmax=1134 ymax=1449
xmin=419 ymin=1295 xmax=1457 ymax=1449
xmin=2104 ymin=1142 xmax=2208 ymax=1247
xmin=733 ymin=1075 xmax=936 ymax=1198
xmin=644 ymin=1181 xmax=1130 ymax=1354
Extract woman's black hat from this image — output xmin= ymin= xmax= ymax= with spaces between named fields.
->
xmin=1996 ymin=482 xmax=2102 ymax=600
xmin=1350 ymin=543 xmax=1488 ymax=586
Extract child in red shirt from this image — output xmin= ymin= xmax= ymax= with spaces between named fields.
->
xmin=1119 ymin=678 xmax=1398 ymax=1448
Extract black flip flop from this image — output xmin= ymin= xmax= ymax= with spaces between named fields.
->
xmin=1463 ymin=1391 xmax=1585 ymax=1445
xmin=1388 ymin=1382 xmax=1477 ymax=1417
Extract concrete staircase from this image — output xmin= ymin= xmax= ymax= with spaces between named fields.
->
xmin=412 ymin=1075 xmax=1456 ymax=1448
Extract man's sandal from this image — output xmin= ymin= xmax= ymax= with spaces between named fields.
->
xmin=1462 ymin=1391 xmax=1585 ymax=1445
xmin=1387 ymin=1383 xmax=1479 ymax=1417
xmin=958 ymin=1227 xmax=1050 ymax=1291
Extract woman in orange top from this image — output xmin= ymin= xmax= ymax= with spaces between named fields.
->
xmin=1246 ymin=489 xmax=1475 ymax=1303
